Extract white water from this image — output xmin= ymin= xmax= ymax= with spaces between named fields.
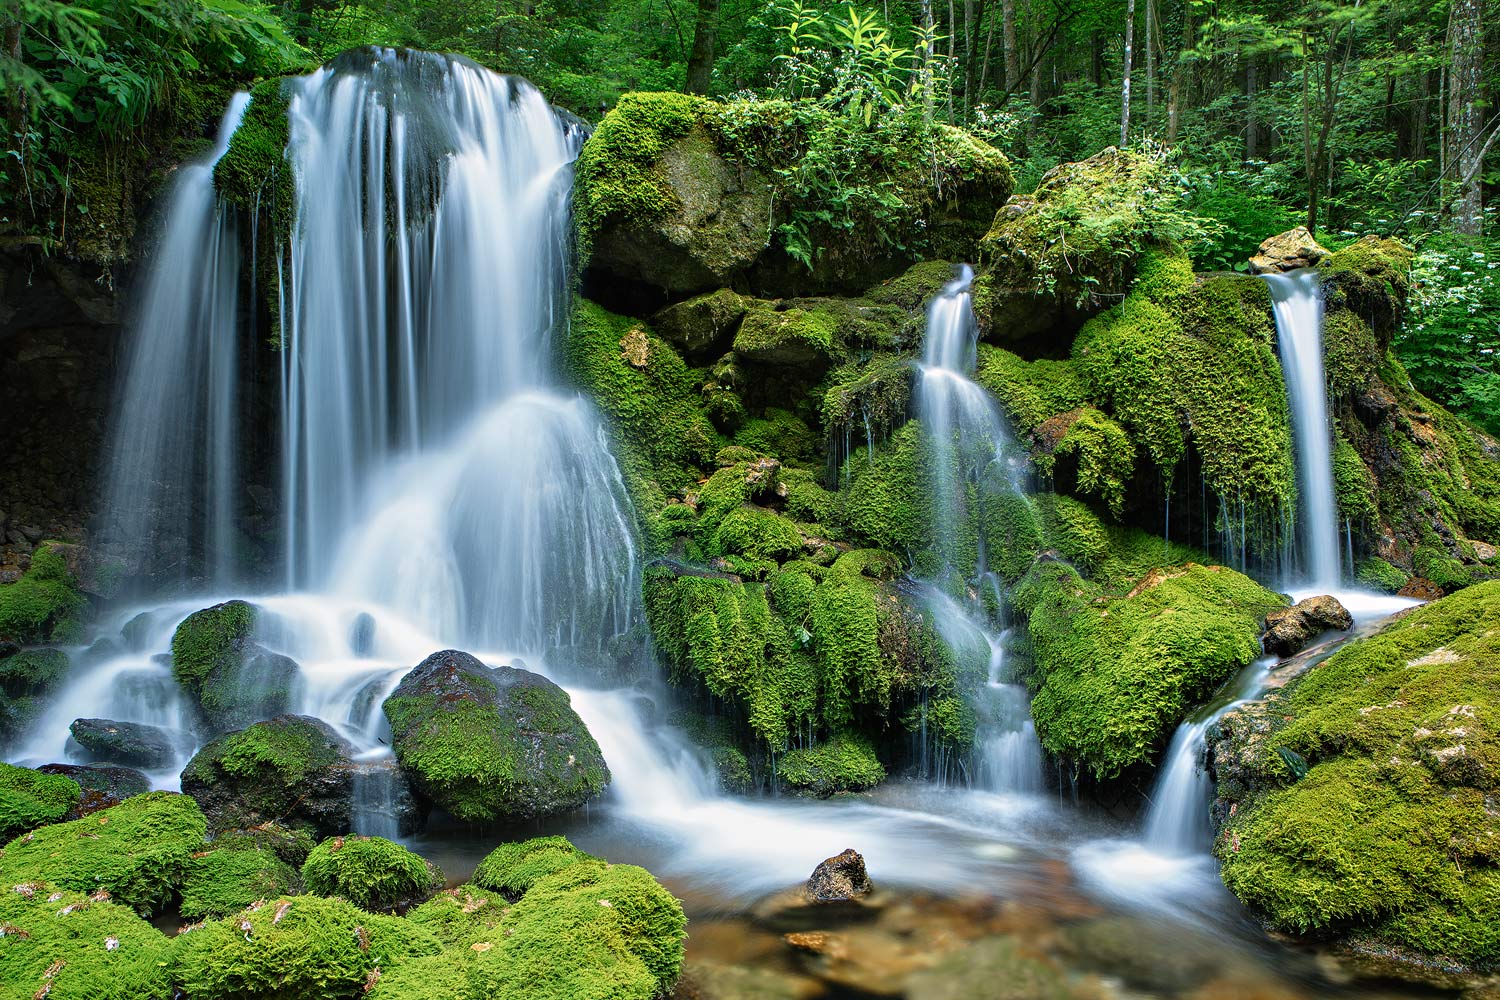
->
xmin=1265 ymin=269 xmax=1340 ymax=589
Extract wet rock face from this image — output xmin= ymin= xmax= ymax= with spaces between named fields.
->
xmin=382 ymin=649 xmax=610 ymax=823
xmin=1248 ymin=226 xmax=1330 ymax=274
xmin=806 ymin=848 xmax=873 ymax=902
xmin=169 ymin=600 xmax=304 ymax=734
xmin=68 ymin=717 xmax=189 ymax=769
xmin=1261 ymin=594 xmax=1353 ymax=658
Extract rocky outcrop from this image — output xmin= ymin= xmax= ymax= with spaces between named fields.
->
xmin=1260 ymin=594 xmax=1353 ymax=657
xmin=69 ymin=717 xmax=189 ymax=769
xmin=1247 ymin=226 xmax=1329 ymax=274
xmin=382 ymin=649 xmax=610 ymax=822
xmin=806 ymin=848 xmax=873 ymax=902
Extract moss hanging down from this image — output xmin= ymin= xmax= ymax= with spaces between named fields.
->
xmin=0 ymin=541 xmax=88 ymax=644
xmin=0 ymin=647 xmax=72 ymax=744
xmin=778 ymin=732 xmax=886 ymax=797
xmin=1014 ymin=560 xmax=1285 ymax=779
xmin=1033 ymin=407 xmax=1137 ymax=517
xmin=974 ymin=348 xmax=1090 ymax=437
xmin=471 ymin=836 xmax=599 ymax=901
xmin=1213 ymin=581 xmax=1500 ymax=971
xmin=0 ymin=761 xmax=81 ymax=841
xmin=171 ymin=893 xmax=442 ymax=1000
xmin=301 ymin=836 xmax=443 ymax=913
xmin=0 ymin=885 xmax=175 ymax=1000
xmin=820 ymin=353 xmax=914 ymax=461
xmin=213 ymin=76 xmax=293 ymax=217
xmin=0 ymin=791 xmax=206 ymax=915
xmin=179 ymin=845 xmax=302 ymax=920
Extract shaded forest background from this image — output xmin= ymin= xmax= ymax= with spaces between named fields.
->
xmin=1 ymin=0 xmax=1496 ymax=432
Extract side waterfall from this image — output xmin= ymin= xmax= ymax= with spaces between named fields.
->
xmin=1265 ymin=269 xmax=1340 ymax=589
xmin=916 ymin=266 xmax=1042 ymax=794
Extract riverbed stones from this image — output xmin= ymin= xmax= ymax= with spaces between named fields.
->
xmin=806 ymin=848 xmax=872 ymax=902
xmin=1261 ymin=594 xmax=1353 ymax=658
xmin=69 ymin=717 xmax=187 ymax=769
xmin=382 ymin=649 xmax=610 ymax=823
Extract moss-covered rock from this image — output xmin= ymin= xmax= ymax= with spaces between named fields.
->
xmin=364 ymin=953 xmax=476 ymax=1000
xmin=0 ymin=761 xmax=81 ymax=841
xmin=651 ymin=287 xmax=753 ymax=355
xmin=0 ymin=542 xmax=88 ymax=644
xmin=0 ymin=884 xmax=175 ymax=1000
xmin=179 ymin=845 xmax=302 ymax=920
xmin=213 ymin=76 xmax=292 ymax=216
xmin=1213 ymin=581 xmax=1500 ymax=971
xmin=403 ymin=886 xmax=505 ymax=949
xmin=0 ymin=647 xmax=71 ymax=745
xmin=0 ymin=791 xmax=205 ymax=915
xmin=733 ymin=305 xmax=842 ymax=365
xmin=69 ymin=718 xmax=186 ymax=769
xmin=171 ymin=894 xmax=442 ymax=1000
xmin=1320 ymin=235 xmax=1414 ymax=342
xmin=471 ymin=835 xmax=600 ymax=901
xmin=179 ymin=714 xmax=358 ymax=837
xmin=382 ymin=650 xmax=609 ymax=823
xmin=778 ymin=732 xmax=885 ymax=797
xmin=1015 ymin=560 xmax=1286 ymax=779
xmin=35 ymin=762 xmax=149 ymax=815
xmin=301 ymin=835 xmax=442 ymax=913
xmin=170 ymin=600 xmax=303 ymax=733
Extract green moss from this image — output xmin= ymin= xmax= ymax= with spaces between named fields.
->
xmin=1016 ymin=560 xmax=1285 ymax=778
xmin=403 ymin=887 xmax=505 ymax=949
xmin=734 ymin=408 xmax=817 ymax=462
xmin=1320 ymin=236 xmax=1414 ymax=336
xmin=0 ymin=762 xmax=81 ymax=841
xmin=839 ymin=421 xmax=929 ymax=555
xmin=1216 ymin=582 xmax=1500 ymax=968
xmin=365 ymin=953 xmax=476 ymax=1000
xmin=0 ymin=792 xmax=206 ymax=915
xmin=1323 ymin=311 xmax=1379 ymax=397
xmin=778 ymin=732 xmax=885 ymax=796
xmin=1332 ymin=433 xmax=1379 ymax=522
xmin=180 ymin=846 xmax=301 ymax=920
xmin=732 ymin=306 xmax=842 ymax=365
xmin=0 ymin=647 xmax=69 ymax=699
xmin=180 ymin=716 xmax=346 ymax=830
xmin=171 ymin=893 xmax=442 ymax=1000
xmin=708 ymin=506 xmax=805 ymax=562
xmin=170 ymin=600 xmax=257 ymax=696
xmin=208 ymin=822 xmax=316 ymax=867
xmin=864 ymin=260 xmax=958 ymax=311
xmin=471 ymin=836 xmax=599 ymax=901
xmin=819 ymin=353 xmax=913 ymax=453
xmin=0 ymin=886 xmax=174 ymax=1000
xmin=300 ymin=836 xmax=441 ymax=913
xmin=975 ymin=347 xmax=1091 ymax=436
xmin=778 ymin=467 xmax=839 ymax=526
xmin=905 ymin=696 xmax=978 ymax=753
xmin=1042 ymin=408 xmax=1136 ymax=516
xmin=1355 ymin=557 xmax=1409 ymax=593
xmin=468 ymin=859 xmax=686 ymax=1000
xmin=0 ymin=542 xmax=87 ymax=644
xmin=213 ymin=77 xmax=292 ymax=215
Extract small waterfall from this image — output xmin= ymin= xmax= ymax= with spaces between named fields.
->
xmin=1264 ymin=269 xmax=1340 ymax=589
xmin=100 ymin=94 xmax=251 ymax=585
xmin=915 ymin=276 xmax=1040 ymax=793
xmin=1141 ymin=656 xmax=1275 ymax=854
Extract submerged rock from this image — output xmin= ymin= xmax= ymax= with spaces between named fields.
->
xmin=69 ymin=717 xmax=188 ymax=769
xmin=806 ymin=848 xmax=873 ymax=902
xmin=38 ymin=761 xmax=150 ymax=813
xmin=382 ymin=649 xmax=610 ymax=822
xmin=1261 ymin=594 xmax=1353 ymax=658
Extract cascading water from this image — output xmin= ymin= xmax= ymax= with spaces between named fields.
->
xmin=1265 ymin=269 xmax=1340 ymax=589
xmin=916 ymin=266 xmax=1042 ymax=794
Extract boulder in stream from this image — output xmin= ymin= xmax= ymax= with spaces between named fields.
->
xmin=382 ymin=649 xmax=610 ymax=823
xmin=38 ymin=761 xmax=150 ymax=813
xmin=1248 ymin=226 xmax=1330 ymax=274
xmin=169 ymin=599 xmax=304 ymax=733
xmin=1261 ymin=594 xmax=1353 ymax=658
xmin=69 ymin=717 xmax=188 ymax=769
xmin=806 ymin=848 xmax=873 ymax=902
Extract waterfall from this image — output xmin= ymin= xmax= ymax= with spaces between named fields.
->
xmin=916 ymin=266 xmax=1041 ymax=793
xmin=1265 ymin=269 xmax=1340 ymax=589
xmin=99 ymin=93 xmax=251 ymax=586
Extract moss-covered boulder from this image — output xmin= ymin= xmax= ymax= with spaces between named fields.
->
xmin=170 ymin=600 xmax=303 ymax=733
xmin=0 ymin=791 xmax=205 ymax=915
xmin=0 ymin=884 xmax=175 ymax=1000
xmin=779 ymin=733 xmax=886 ymax=797
xmin=171 ymin=894 xmax=442 ymax=1000
xmin=0 ymin=541 xmax=87 ymax=644
xmin=0 ymin=761 xmax=81 ymax=840
xmin=1211 ymin=581 xmax=1500 ymax=973
xmin=179 ymin=714 xmax=360 ymax=837
xmin=35 ymin=762 xmax=148 ymax=815
xmin=382 ymin=650 xmax=609 ymax=823
xmin=733 ymin=304 xmax=843 ymax=365
xmin=1015 ymin=560 xmax=1286 ymax=779
xmin=301 ymin=835 xmax=443 ymax=913
xmin=651 ymin=287 xmax=753 ymax=355
xmin=179 ymin=844 xmax=302 ymax=920
xmin=403 ymin=886 xmax=506 ymax=948
xmin=0 ymin=646 xmax=71 ymax=745
xmin=471 ymin=835 xmax=599 ymax=901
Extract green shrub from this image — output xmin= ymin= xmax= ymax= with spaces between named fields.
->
xmin=301 ymin=836 xmax=442 ymax=912
xmin=0 ymin=761 xmax=81 ymax=841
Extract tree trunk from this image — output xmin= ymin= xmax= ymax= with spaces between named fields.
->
xmin=1245 ymin=61 xmax=1258 ymax=160
xmin=1144 ymin=0 xmax=1157 ymax=125
xmin=1121 ymin=0 xmax=1136 ymax=146
xmin=1167 ymin=0 xmax=1193 ymax=145
xmin=4 ymin=16 xmax=24 ymax=140
xmin=1002 ymin=0 xmax=1019 ymax=92
xmin=1447 ymin=0 xmax=1486 ymax=235
xmin=684 ymin=0 xmax=720 ymax=94
xmin=920 ymin=0 xmax=937 ymax=120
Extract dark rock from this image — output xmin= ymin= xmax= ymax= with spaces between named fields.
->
xmin=1261 ymin=594 xmax=1353 ymax=657
xmin=382 ymin=649 xmax=610 ymax=823
xmin=69 ymin=717 xmax=188 ymax=769
xmin=169 ymin=600 xmax=303 ymax=733
xmin=806 ymin=848 xmax=872 ymax=902
xmin=38 ymin=762 xmax=150 ymax=813
xmin=651 ymin=288 xmax=751 ymax=355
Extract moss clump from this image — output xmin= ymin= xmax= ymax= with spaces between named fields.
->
xmin=838 ymin=421 xmax=930 ymax=555
xmin=169 ymin=599 xmax=257 ymax=696
xmin=1038 ymin=407 xmax=1136 ymax=516
xmin=171 ymin=894 xmax=442 ymax=1000
xmin=864 ymin=259 xmax=958 ymax=311
xmin=975 ymin=348 xmax=1090 ymax=436
xmin=708 ymin=506 xmax=806 ymax=562
xmin=403 ymin=887 xmax=505 ymax=948
xmin=0 ymin=761 xmax=81 ymax=841
xmin=0 ymin=542 xmax=87 ymax=644
xmin=1216 ymin=582 xmax=1500 ymax=968
xmin=208 ymin=821 xmax=317 ymax=866
xmin=1322 ymin=310 xmax=1379 ymax=397
xmin=364 ymin=953 xmax=475 ymax=1000
xmin=820 ymin=353 xmax=913 ymax=458
xmin=0 ymin=886 xmax=174 ymax=1000
xmin=1320 ymin=235 xmax=1414 ymax=338
xmin=1356 ymin=556 xmax=1409 ymax=593
xmin=779 ymin=733 xmax=885 ymax=797
xmin=1016 ymin=560 xmax=1285 ymax=778
xmin=734 ymin=408 xmax=817 ymax=462
xmin=1332 ymin=433 xmax=1379 ymax=523
xmin=732 ymin=306 xmax=842 ymax=365
xmin=0 ymin=647 xmax=72 ymax=743
xmin=180 ymin=846 xmax=302 ymax=920
xmin=213 ymin=77 xmax=292 ymax=215
xmin=471 ymin=836 xmax=600 ymax=901
xmin=468 ymin=858 xmax=687 ymax=1000
xmin=0 ymin=791 xmax=206 ymax=915
xmin=301 ymin=836 xmax=442 ymax=913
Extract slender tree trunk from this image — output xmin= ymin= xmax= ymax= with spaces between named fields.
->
xmin=1302 ymin=30 xmax=1316 ymax=231
xmin=684 ymin=0 xmax=720 ymax=94
xmin=1121 ymin=0 xmax=1136 ymax=146
xmin=920 ymin=0 xmax=937 ymax=120
xmin=1144 ymin=0 xmax=1156 ymax=125
xmin=1167 ymin=0 xmax=1192 ymax=144
xmin=1411 ymin=68 xmax=1432 ymax=164
xmin=4 ymin=16 xmax=24 ymax=141
xmin=979 ymin=2 xmax=997 ymax=96
xmin=1002 ymin=0 xmax=1019 ymax=92
xmin=1447 ymin=0 xmax=1486 ymax=234
xmin=949 ymin=0 xmax=958 ymax=121
xmin=1245 ymin=61 xmax=1258 ymax=159
xmin=964 ymin=0 xmax=978 ymax=115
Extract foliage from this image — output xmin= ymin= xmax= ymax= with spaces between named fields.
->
xmin=1403 ymin=227 xmax=1500 ymax=435
xmin=301 ymin=836 xmax=441 ymax=912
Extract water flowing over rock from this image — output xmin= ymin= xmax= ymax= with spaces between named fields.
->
xmin=1262 ymin=594 xmax=1353 ymax=658
xmin=382 ymin=649 xmax=610 ymax=822
xmin=806 ymin=848 xmax=873 ymax=902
